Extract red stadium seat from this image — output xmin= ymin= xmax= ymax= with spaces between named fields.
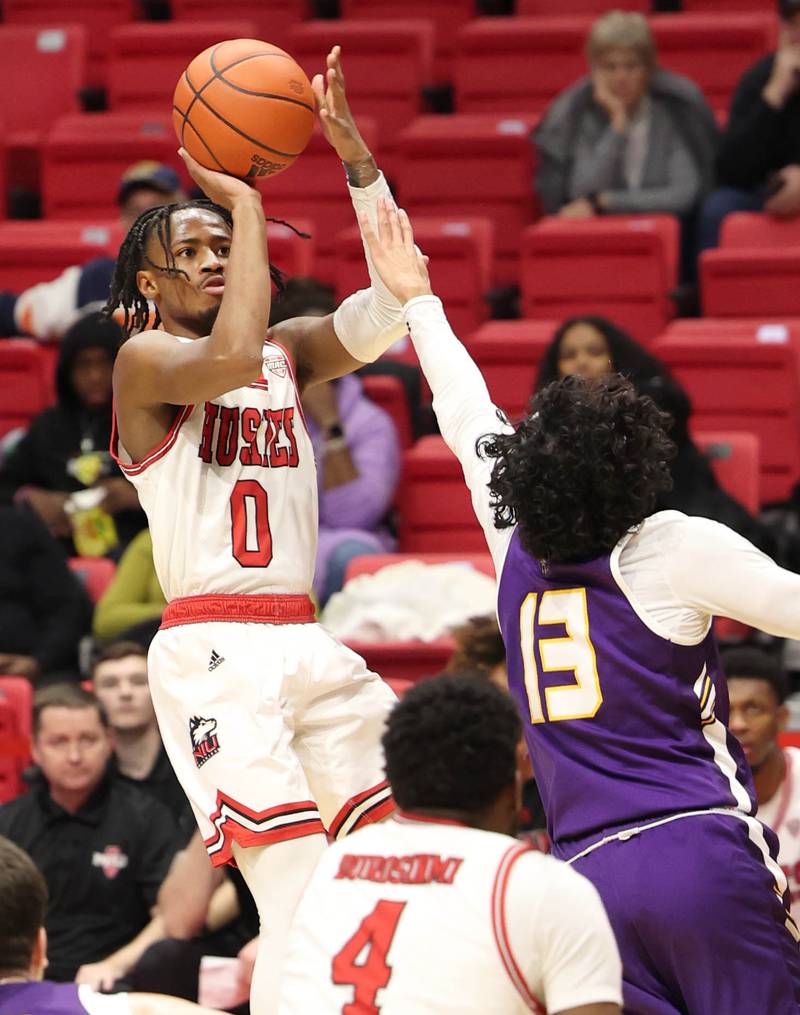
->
xmin=335 ymin=217 xmax=493 ymax=337
xmin=3 ymin=0 xmax=135 ymax=90
xmin=170 ymin=0 xmax=308 ymax=52
xmin=520 ymin=216 xmax=679 ymax=342
xmin=42 ymin=112 xmax=185 ymax=220
xmin=360 ymin=375 xmax=413 ymax=450
xmin=0 ymin=676 xmax=33 ymax=803
xmin=518 ymin=0 xmax=647 ymax=10
xmin=683 ymin=0 xmax=774 ymax=9
xmin=720 ymin=212 xmax=800 ymax=249
xmin=398 ymin=436 xmax=484 ymax=552
xmin=384 ymin=676 xmax=414 ymax=697
xmin=0 ymin=339 xmax=50 ymax=439
xmin=701 ymin=248 xmax=800 ymax=317
xmin=455 ymin=17 xmax=589 ymax=115
xmin=268 ymin=219 xmax=315 ymax=278
xmin=467 ymin=319 xmax=558 ymax=420
xmin=257 ymin=118 xmax=378 ymax=282
xmin=0 ymin=128 xmax=6 ymax=220
xmin=652 ymin=318 xmax=800 ymax=503
xmin=0 ymin=220 xmax=118 ymax=293
xmin=0 ymin=25 xmax=86 ymax=146
xmin=343 ymin=552 xmax=495 ymax=683
xmin=108 ymin=21 xmax=258 ymax=112
xmin=695 ymin=431 xmax=761 ymax=514
xmin=396 ymin=114 xmax=539 ymax=282
xmin=288 ymin=20 xmax=435 ymax=168
xmin=454 ymin=14 xmax=774 ymax=117
xmin=339 ymin=0 xmax=473 ymax=81
xmin=652 ymin=14 xmax=775 ymax=113
xmin=68 ymin=556 xmax=117 ymax=604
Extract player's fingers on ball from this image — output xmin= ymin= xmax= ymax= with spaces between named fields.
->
xmin=311 ymin=73 xmax=325 ymax=108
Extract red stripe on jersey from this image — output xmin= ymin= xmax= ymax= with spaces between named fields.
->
xmin=329 ymin=780 xmax=394 ymax=839
xmin=491 ymin=842 xmax=546 ymax=1014
xmin=267 ymin=340 xmax=310 ymax=437
xmin=111 ymin=402 xmax=194 ymax=476
xmin=349 ymin=794 xmax=397 ymax=834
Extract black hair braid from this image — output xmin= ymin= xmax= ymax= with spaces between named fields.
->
xmin=104 ymin=198 xmax=302 ymax=337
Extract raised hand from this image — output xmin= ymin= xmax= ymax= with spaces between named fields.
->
xmin=178 ymin=148 xmax=260 ymax=210
xmin=311 ymin=46 xmax=370 ymax=163
xmin=358 ymin=199 xmax=432 ymax=306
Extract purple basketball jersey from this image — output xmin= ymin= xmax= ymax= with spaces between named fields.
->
xmin=0 ymin=981 xmax=91 ymax=1015
xmin=498 ymin=529 xmax=755 ymax=846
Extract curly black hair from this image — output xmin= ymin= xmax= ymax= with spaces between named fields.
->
xmin=382 ymin=671 xmax=521 ymax=815
xmin=479 ymin=373 xmax=676 ymax=564
xmin=104 ymin=199 xmax=301 ymax=337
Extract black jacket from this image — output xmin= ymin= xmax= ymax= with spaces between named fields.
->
xmin=718 ymin=54 xmax=800 ymax=189
xmin=0 ymin=506 xmax=91 ymax=675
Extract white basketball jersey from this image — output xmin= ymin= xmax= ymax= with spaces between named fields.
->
xmin=279 ymin=813 xmax=622 ymax=1015
xmin=759 ymin=746 xmax=800 ymax=925
xmin=113 ymin=341 xmax=317 ymax=601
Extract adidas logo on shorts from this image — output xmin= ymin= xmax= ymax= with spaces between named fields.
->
xmin=208 ymin=649 xmax=225 ymax=672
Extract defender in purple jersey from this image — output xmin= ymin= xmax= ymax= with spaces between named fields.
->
xmin=0 ymin=836 xmax=218 ymax=1015
xmin=359 ymin=199 xmax=800 ymax=1014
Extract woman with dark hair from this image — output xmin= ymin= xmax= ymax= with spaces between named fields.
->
xmin=536 ymin=315 xmax=774 ymax=554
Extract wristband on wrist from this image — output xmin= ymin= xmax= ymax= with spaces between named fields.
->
xmin=343 ymin=154 xmax=378 ymax=187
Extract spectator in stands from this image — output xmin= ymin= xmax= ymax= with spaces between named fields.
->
xmin=725 ymin=646 xmax=800 ymax=921
xmin=0 ymin=162 xmax=185 ymax=340
xmin=536 ymin=316 xmax=775 ymax=553
xmin=0 ymin=312 xmax=146 ymax=558
xmin=0 ymin=505 xmax=91 ymax=682
xmin=0 ymin=834 xmax=224 ymax=1015
xmin=93 ymin=530 xmax=166 ymax=646
xmin=535 ymin=11 xmax=717 ymax=223
xmin=698 ymin=0 xmax=800 ymax=251
xmin=0 ymin=684 xmax=178 ymax=986
xmin=92 ymin=642 xmax=192 ymax=841
xmin=271 ymin=278 xmax=401 ymax=602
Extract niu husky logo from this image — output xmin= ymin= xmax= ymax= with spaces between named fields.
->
xmin=92 ymin=844 xmax=129 ymax=880
xmin=190 ymin=715 xmax=220 ymax=768
xmin=264 ymin=355 xmax=287 ymax=378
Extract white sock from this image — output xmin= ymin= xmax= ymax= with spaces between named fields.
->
xmin=232 ymin=834 xmax=327 ymax=1015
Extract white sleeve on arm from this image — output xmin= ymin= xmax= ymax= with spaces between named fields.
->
xmin=332 ymin=172 xmax=407 ymax=363
xmin=404 ymin=294 xmax=516 ymax=572
xmin=665 ymin=516 xmax=800 ymax=639
xmin=78 ymin=986 xmax=133 ymax=1015
xmin=506 ymin=856 xmax=623 ymax=1014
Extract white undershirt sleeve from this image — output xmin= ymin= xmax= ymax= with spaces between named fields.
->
xmin=78 ymin=985 xmax=133 ymax=1015
xmin=664 ymin=516 xmax=800 ymax=639
xmin=506 ymin=855 xmax=623 ymax=1013
xmin=403 ymin=295 xmax=516 ymax=573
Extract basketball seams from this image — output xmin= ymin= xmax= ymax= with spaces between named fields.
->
xmin=209 ymin=47 xmax=313 ymax=111
xmin=174 ymin=106 xmax=228 ymax=173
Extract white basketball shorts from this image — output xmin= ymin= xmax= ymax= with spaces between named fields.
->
xmin=148 ymin=593 xmax=397 ymax=866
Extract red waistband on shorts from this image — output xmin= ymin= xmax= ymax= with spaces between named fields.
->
xmin=160 ymin=593 xmax=316 ymax=629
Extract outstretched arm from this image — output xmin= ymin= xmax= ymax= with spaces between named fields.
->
xmin=276 ymin=47 xmax=407 ymax=388
xmin=360 ymin=200 xmax=515 ymax=571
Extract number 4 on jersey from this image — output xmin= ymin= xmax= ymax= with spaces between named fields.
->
xmin=331 ymin=900 xmax=407 ymax=1014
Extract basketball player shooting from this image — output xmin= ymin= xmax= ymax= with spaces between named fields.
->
xmin=361 ymin=200 xmax=800 ymax=1014
xmin=106 ymin=49 xmax=406 ymax=1015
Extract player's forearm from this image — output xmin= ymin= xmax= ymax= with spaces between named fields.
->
xmin=208 ymin=194 xmax=270 ymax=369
xmin=101 ymin=913 xmax=166 ymax=975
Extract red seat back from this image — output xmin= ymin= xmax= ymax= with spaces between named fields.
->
xmin=108 ymin=21 xmax=258 ymax=112
xmin=521 ymin=216 xmax=679 ymax=342
xmin=652 ymin=318 xmax=800 ymax=503
xmin=396 ymin=113 xmax=539 ymax=283
xmin=0 ymin=26 xmax=86 ymax=142
xmin=360 ymin=375 xmax=413 ymax=450
xmin=68 ymin=556 xmax=117 ymax=604
xmin=695 ymin=431 xmax=761 ymax=514
xmin=0 ymin=677 xmax=33 ymax=804
xmin=43 ymin=112 xmax=185 ymax=220
xmin=721 ymin=212 xmax=800 ymax=249
xmin=335 ymin=217 xmax=493 ymax=337
xmin=0 ymin=339 xmax=51 ymax=438
xmin=701 ymin=248 xmax=800 ymax=317
xmin=0 ymin=220 xmax=118 ymax=293
xmin=468 ymin=319 xmax=558 ymax=420
xmin=170 ymin=0 xmax=307 ymax=52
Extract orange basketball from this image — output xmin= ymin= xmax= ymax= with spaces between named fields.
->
xmin=173 ymin=38 xmax=315 ymax=181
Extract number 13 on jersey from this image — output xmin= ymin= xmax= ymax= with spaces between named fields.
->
xmin=520 ymin=587 xmax=603 ymax=723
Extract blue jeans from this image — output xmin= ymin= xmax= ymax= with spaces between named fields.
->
xmin=321 ymin=538 xmax=379 ymax=605
xmin=697 ymin=186 xmax=766 ymax=254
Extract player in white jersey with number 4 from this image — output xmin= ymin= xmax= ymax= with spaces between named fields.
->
xmin=280 ymin=673 xmax=622 ymax=1015
xmin=106 ymin=49 xmax=404 ymax=1015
